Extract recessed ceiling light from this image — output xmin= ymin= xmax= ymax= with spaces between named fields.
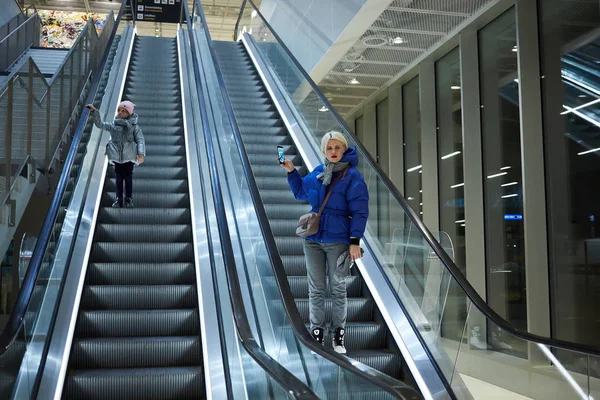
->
xmin=319 ymin=106 xmax=329 ymax=112
xmin=451 ymin=86 xmax=461 ymax=90
xmin=514 ymin=78 xmax=519 ymax=83
xmin=579 ymin=94 xmax=587 ymax=98
xmin=512 ymin=46 xmax=518 ymax=52
xmin=349 ymin=78 xmax=360 ymax=85
xmin=251 ymin=10 xmax=257 ymax=18
xmin=393 ymin=37 xmax=404 ymax=44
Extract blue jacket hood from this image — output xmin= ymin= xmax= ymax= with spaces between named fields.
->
xmin=339 ymin=146 xmax=359 ymax=168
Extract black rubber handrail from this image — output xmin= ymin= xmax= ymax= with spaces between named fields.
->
xmin=0 ymin=0 xmax=127 ymax=356
xmin=184 ymin=4 xmax=317 ymax=399
xmin=233 ymin=0 xmax=600 ymax=358
xmin=193 ymin=1 xmax=423 ymax=399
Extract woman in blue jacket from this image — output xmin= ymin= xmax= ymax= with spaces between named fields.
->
xmin=280 ymin=131 xmax=369 ymax=354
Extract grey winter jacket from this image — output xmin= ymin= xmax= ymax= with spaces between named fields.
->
xmin=93 ymin=110 xmax=145 ymax=165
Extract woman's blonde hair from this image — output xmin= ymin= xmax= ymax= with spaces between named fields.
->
xmin=320 ymin=131 xmax=348 ymax=155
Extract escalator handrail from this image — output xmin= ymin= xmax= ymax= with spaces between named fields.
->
xmin=184 ymin=5 xmax=317 ymax=399
xmin=0 ymin=0 xmax=128 ymax=356
xmin=234 ymin=0 xmax=600 ymax=358
xmin=194 ymin=1 xmax=423 ymax=399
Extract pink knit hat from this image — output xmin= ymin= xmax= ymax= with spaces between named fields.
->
xmin=118 ymin=100 xmax=135 ymax=115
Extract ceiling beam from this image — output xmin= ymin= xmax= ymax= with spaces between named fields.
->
xmin=387 ymin=6 xmax=471 ymax=18
xmin=367 ymin=26 xmax=445 ymax=36
xmin=327 ymin=71 xmax=394 ymax=78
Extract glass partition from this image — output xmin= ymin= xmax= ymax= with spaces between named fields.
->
xmin=234 ymin=1 xmax=600 ymax=398
xmin=193 ymin=2 xmax=409 ymax=399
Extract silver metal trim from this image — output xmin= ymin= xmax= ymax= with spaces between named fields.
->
xmin=177 ymin=29 xmax=227 ymax=400
xmin=35 ymin=27 xmax=135 ymax=400
xmin=241 ymin=32 xmax=462 ymax=400
xmin=190 ymin=28 xmax=249 ymax=399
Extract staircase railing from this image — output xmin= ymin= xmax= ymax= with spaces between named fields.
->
xmin=0 ymin=12 xmax=115 ymax=225
xmin=0 ymin=10 xmax=41 ymax=71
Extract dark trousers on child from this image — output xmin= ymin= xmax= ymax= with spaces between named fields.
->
xmin=114 ymin=161 xmax=134 ymax=199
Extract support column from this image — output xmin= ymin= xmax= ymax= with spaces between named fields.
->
xmin=420 ymin=62 xmax=439 ymax=232
xmin=387 ymin=83 xmax=404 ymax=192
xmin=459 ymin=30 xmax=486 ymax=299
xmin=515 ymin=0 xmax=551 ymax=350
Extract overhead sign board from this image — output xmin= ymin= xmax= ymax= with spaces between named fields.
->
xmin=123 ymin=0 xmax=183 ymax=23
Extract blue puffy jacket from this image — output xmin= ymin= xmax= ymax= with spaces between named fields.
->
xmin=287 ymin=147 xmax=369 ymax=244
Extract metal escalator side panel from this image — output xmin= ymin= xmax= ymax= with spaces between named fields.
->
xmin=237 ymin=33 xmax=459 ymax=399
xmin=34 ymin=27 xmax=136 ymax=399
xmin=177 ymin=29 xmax=229 ymax=400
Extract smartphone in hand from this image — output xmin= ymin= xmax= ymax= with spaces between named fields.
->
xmin=277 ymin=145 xmax=285 ymax=164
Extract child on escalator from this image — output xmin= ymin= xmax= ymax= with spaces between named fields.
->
xmin=85 ymin=101 xmax=145 ymax=208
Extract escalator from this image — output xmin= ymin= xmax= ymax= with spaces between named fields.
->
xmin=61 ymin=36 xmax=204 ymax=398
xmin=214 ymin=41 xmax=407 ymax=381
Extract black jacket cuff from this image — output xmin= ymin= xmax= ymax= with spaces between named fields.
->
xmin=350 ymin=237 xmax=360 ymax=246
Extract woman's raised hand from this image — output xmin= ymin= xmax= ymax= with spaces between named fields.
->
xmin=280 ymin=159 xmax=295 ymax=173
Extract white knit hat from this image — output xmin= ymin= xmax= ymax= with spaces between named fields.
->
xmin=320 ymin=131 xmax=348 ymax=155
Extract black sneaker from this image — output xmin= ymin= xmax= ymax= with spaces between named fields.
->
xmin=333 ymin=327 xmax=346 ymax=354
xmin=310 ymin=327 xmax=324 ymax=354
xmin=311 ymin=328 xmax=324 ymax=344
xmin=112 ymin=198 xmax=122 ymax=208
xmin=124 ymin=197 xmax=134 ymax=208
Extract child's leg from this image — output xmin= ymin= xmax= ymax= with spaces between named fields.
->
xmin=123 ymin=162 xmax=135 ymax=199
xmin=114 ymin=163 xmax=124 ymax=200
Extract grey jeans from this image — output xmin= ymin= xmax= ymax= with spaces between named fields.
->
xmin=303 ymin=240 xmax=349 ymax=332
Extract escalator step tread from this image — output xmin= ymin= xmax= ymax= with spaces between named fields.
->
xmin=87 ymin=263 xmax=195 ymax=285
xmin=82 ymin=285 xmax=197 ymax=310
xmin=70 ymin=336 xmax=202 ymax=368
xmin=94 ymin=224 xmax=193 ymax=242
xmin=63 ymin=367 xmax=204 ymax=400
xmin=100 ymin=193 xmax=190 ymax=208
xmin=97 ymin=208 xmax=190 ymax=224
xmin=77 ymin=309 xmax=200 ymax=338
xmin=91 ymin=242 xmax=194 ymax=263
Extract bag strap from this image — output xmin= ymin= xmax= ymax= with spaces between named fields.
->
xmin=317 ymin=168 xmax=348 ymax=217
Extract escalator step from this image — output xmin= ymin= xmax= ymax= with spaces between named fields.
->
xmin=248 ymin=165 xmax=307 ymax=178
xmin=77 ymin=309 xmax=199 ymax=337
xmin=294 ymin=298 xmax=374 ymax=322
xmin=139 ymin=155 xmax=186 ymax=167
xmin=243 ymin=135 xmax=292 ymax=146
xmin=280 ymin=255 xmax=309 ymax=276
xmin=144 ymin=144 xmax=186 ymax=156
xmin=106 ymin=166 xmax=187 ymax=179
xmin=274 ymin=236 xmax=304 ymax=256
xmin=87 ymin=263 xmax=195 ymax=285
xmin=63 ymin=367 xmax=204 ymax=400
xmin=82 ymin=285 xmax=197 ymax=309
xmin=94 ymin=224 xmax=192 ymax=242
xmin=100 ymin=192 xmax=190 ymax=208
xmin=267 ymin=219 xmax=303 ymax=235
xmin=259 ymin=189 xmax=298 ymax=204
xmin=70 ymin=336 xmax=202 ymax=368
xmin=91 ymin=242 xmax=193 ymax=263
xmin=347 ymin=350 xmax=403 ymax=378
xmin=103 ymin=179 xmax=188 ymax=193
xmin=236 ymin=117 xmax=283 ymax=128
xmin=97 ymin=208 xmax=190 ymax=224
